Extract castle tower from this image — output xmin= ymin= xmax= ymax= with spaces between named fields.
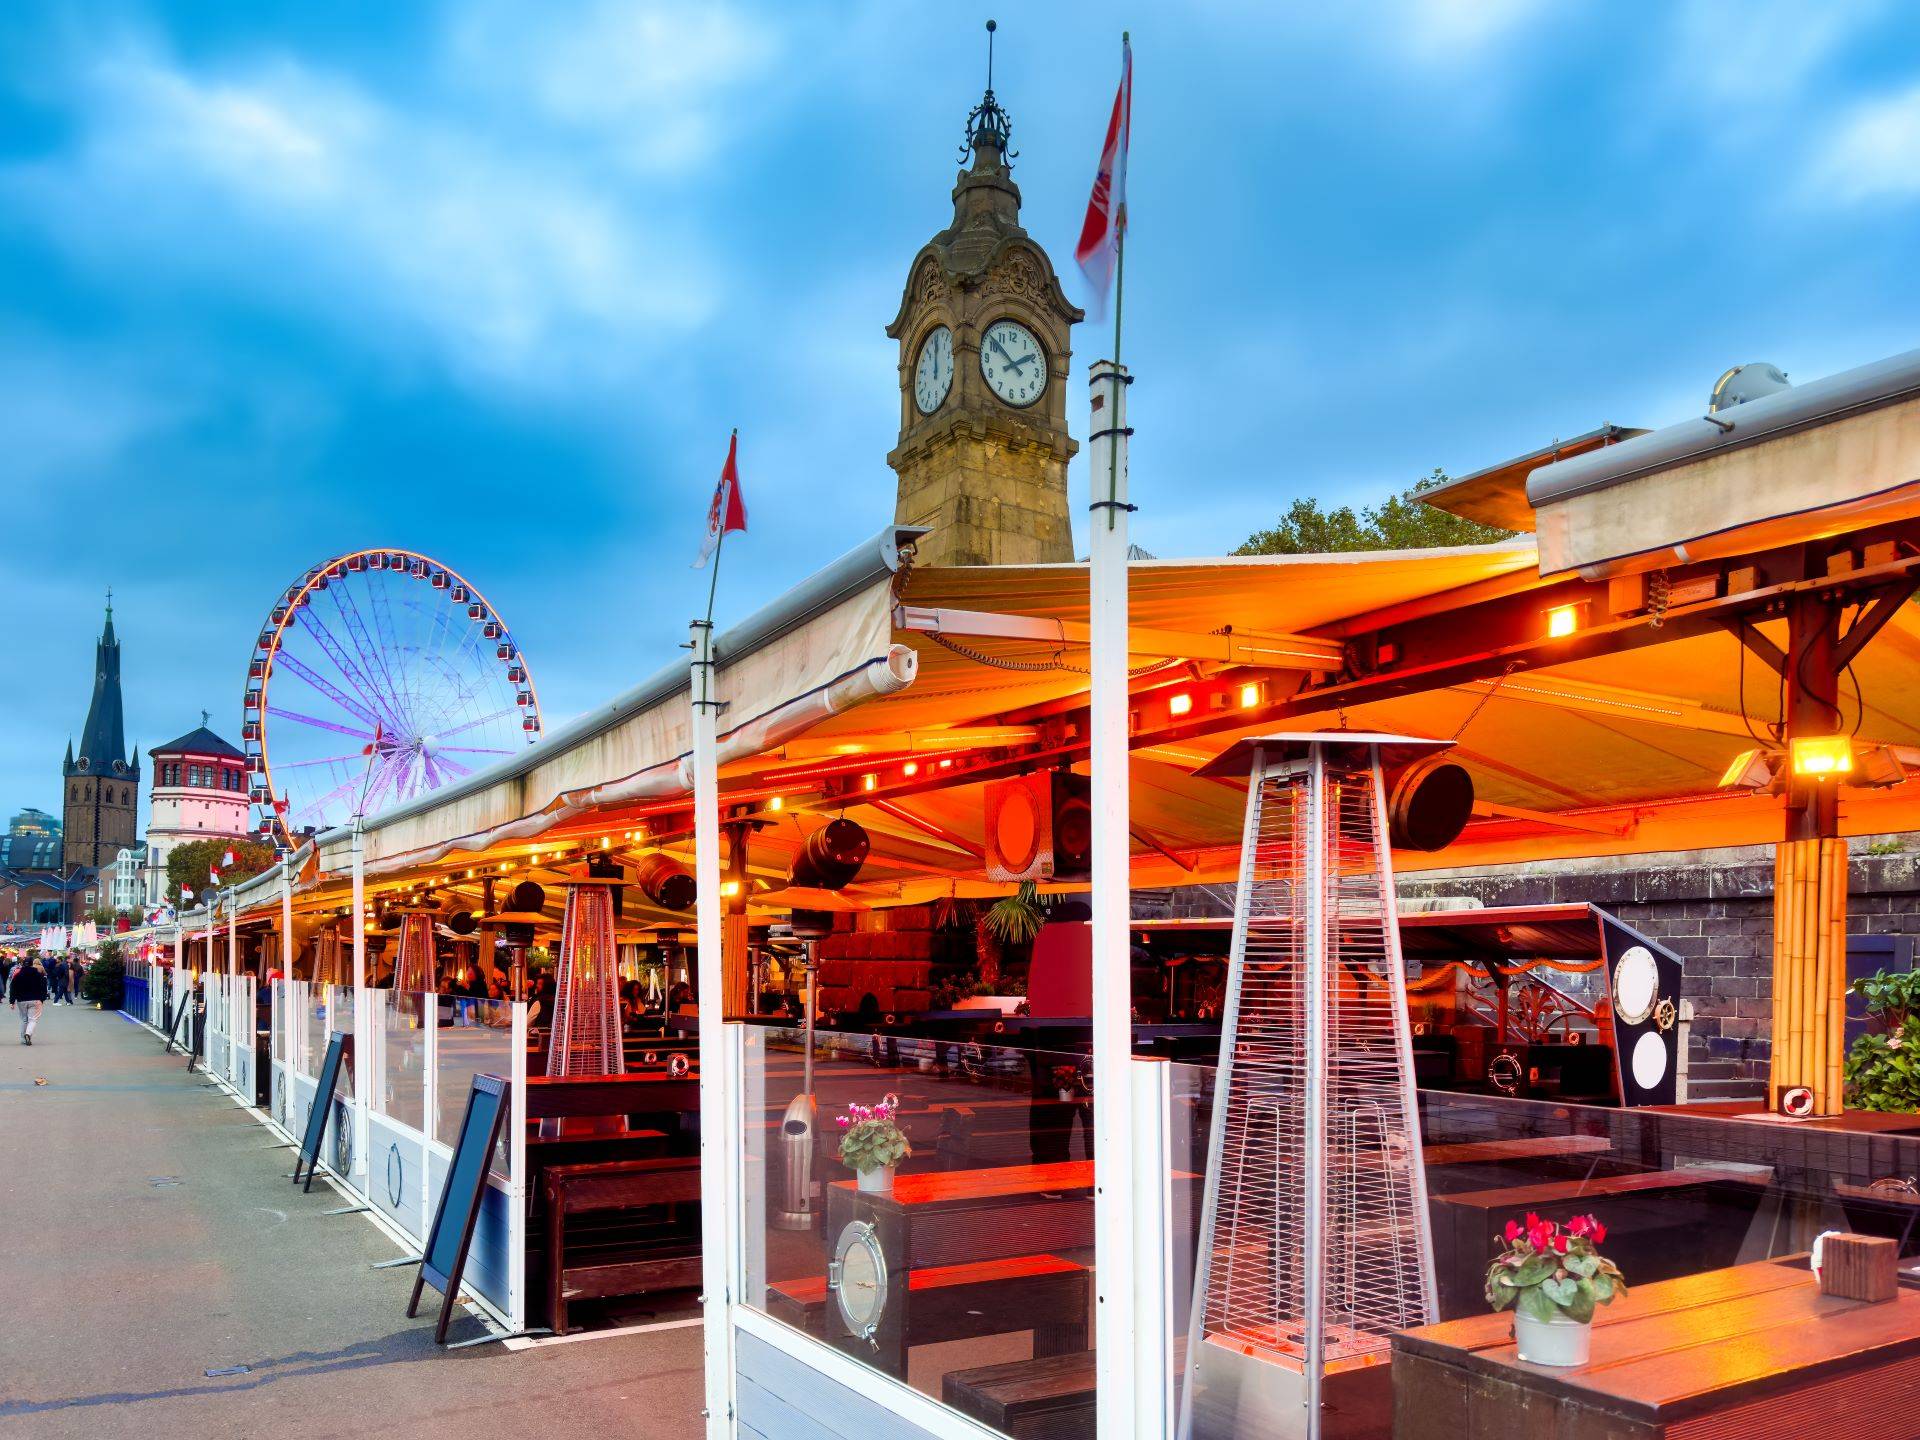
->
xmin=63 ymin=596 xmax=140 ymax=877
xmin=886 ymin=27 xmax=1082 ymax=567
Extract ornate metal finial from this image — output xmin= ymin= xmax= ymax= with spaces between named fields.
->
xmin=104 ymin=585 xmax=112 ymax=619
xmin=959 ymin=19 xmax=1016 ymax=169
xmin=201 ymin=708 xmax=211 ymax=728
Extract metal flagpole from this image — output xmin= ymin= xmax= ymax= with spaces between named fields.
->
xmin=1088 ymin=31 xmax=1153 ymax=1436
xmin=691 ymin=614 xmax=735 ymax=1438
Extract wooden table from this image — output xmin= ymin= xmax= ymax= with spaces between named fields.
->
xmin=1394 ymin=1258 xmax=1920 ymax=1439
xmin=1425 ymin=1134 xmax=1613 ymax=1166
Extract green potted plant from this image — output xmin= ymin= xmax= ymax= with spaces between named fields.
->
xmin=1845 ymin=968 xmax=1920 ymax=1112
xmin=836 ymin=1094 xmax=911 ymax=1194
xmin=1486 ymin=1212 xmax=1625 ymax=1366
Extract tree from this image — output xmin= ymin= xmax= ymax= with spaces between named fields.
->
xmin=83 ymin=937 xmax=125 ymax=1010
xmin=166 ymin=838 xmax=276 ymax=903
xmin=1235 ymin=469 xmax=1516 ymax=556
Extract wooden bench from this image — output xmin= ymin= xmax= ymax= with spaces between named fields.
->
xmin=1429 ymin=1166 xmax=1771 ymax=1319
xmin=766 ymin=1253 xmax=1089 ymax=1371
xmin=542 ymin=1156 xmax=702 ymax=1335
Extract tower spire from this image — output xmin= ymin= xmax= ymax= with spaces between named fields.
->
xmin=959 ymin=19 xmax=1014 ymax=171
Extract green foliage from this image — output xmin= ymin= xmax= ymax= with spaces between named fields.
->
xmin=1236 ymin=469 xmax=1516 ymax=556
xmin=1485 ymin=1214 xmax=1624 ymax=1324
xmin=928 ymin=969 xmax=1027 ymax=1010
xmin=836 ymin=1097 xmax=911 ymax=1174
xmin=1866 ymin=838 xmax=1911 ymax=856
xmin=982 ymin=881 xmax=1045 ymax=946
xmin=165 ymin=837 xmax=276 ymax=903
xmin=82 ymin=938 xmax=125 ymax=1010
xmin=1852 ymin=967 xmax=1920 ymax=1031
xmin=1844 ymin=970 xmax=1920 ymax=1111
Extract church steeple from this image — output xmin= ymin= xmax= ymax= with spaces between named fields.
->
xmin=69 ymin=593 xmax=133 ymax=780
xmin=62 ymin=593 xmax=140 ymax=889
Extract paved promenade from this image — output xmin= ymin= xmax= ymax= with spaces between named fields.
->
xmin=0 ymin=1004 xmax=701 ymax=1438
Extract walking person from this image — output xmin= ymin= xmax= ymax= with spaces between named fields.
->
xmin=10 ymin=957 xmax=48 ymax=1045
xmin=47 ymin=955 xmax=69 ymax=1006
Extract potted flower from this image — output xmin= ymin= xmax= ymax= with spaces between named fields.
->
xmin=837 ymin=1094 xmax=911 ymax=1193
xmin=1485 ymin=1212 xmax=1625 ymax=1366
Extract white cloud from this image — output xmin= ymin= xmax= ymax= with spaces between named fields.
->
xmin=446 ymin=0 xmax=782 ymax=174
xmin=1811 ymin=83 xmax=1920 ymax=203
xmin=5 ymin=35 xmax=731 ymax=394
xmin=1669 ymin=0 xmax=1883 ymax=104
xmin=1391 ymin=0 xmax=1559 ymax=60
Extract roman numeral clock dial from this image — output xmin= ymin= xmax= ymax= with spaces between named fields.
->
xmin=979 ymin=319 xmax=1047 ymax=408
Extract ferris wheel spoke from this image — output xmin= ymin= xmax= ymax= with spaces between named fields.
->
xmin=265 ymin=706 xmax=376 ymax=743
xmin=332 ymin=578 xmax=418 ymax=735
xmin=290 ymin=769 xmax=374 ymax=827
xmin=270 ymin=750 xmax=367 ymax=771
xmin=298 ymin=599 xmax=411 ymax=734
xmin=271 ymin=652 xmax=388 ymax=735
xmin=434 ymin=708 xmax=514 ymax=741
xmin=431 ymin=753 xmax=476 ymax=779
xmin=435 ymin=745 xmax=513 ymax=756
xmin=362 ymin=575 xmax=422 ymax=732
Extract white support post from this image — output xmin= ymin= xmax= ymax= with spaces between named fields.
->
xmin=351 ymin=815 xmax=370 ymax=1183
xmin=690 ymin=618 xmax=735 ymax=1439
xmin=281 ymin=862 xmax=294 ymax=975
xmin=1087 ymin=357 xmax=1138 ymax=1438
xmin=1131 ymin=1059 xmax=1176 ymax=1436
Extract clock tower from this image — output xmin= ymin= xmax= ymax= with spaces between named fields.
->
xmin=887 ymin=38 xmax=1082 ymax=567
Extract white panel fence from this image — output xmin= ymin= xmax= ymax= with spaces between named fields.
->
xmin=122 ymin=960 xmax=529 ymax=1330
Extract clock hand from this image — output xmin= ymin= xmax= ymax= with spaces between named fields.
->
xmin=989 ymin=336 xmax=1015 ymax=366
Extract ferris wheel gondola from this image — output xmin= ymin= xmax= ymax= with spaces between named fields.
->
xmin=243 ymin=549 xmax=541 ymax=848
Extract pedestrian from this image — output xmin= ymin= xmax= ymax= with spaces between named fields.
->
xmin=51 ymin=955 xmax=71 ymax=1005
xmin=10 ymin=956 xmax=48 ymax=1045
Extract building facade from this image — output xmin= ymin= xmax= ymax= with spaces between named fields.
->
xmin=142 ymin=724 xmax=250 ymax=904
xmin=62 ymin=601 xmax=140 ymax=881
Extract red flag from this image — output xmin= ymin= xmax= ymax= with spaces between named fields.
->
xmin=695 ymin=431 xmax=747 ymax=569
xmin=361 ymin=721 xmax=383 ymax=757
xmin=1075 ymin=35 xmax=1132 ymax=310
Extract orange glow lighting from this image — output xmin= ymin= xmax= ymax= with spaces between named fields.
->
xmin=1168 ymin=693 xmax=1194 ymax=716
xmin=1239 ymin=682 xmax=1262 ymax=709
xmin=1546 ymin=603 xmax=1582 ymax=639
xmin=1790 ymin=734 xmax=1853 ymax=778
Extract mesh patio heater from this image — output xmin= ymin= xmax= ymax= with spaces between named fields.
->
xmin=393 ymin=908 xmax=439 ymax=993
xmin=1180 ymin=734 xmax=1444 ymax=1440
xmin=547 ymin=861 xmax=627 ymax=1081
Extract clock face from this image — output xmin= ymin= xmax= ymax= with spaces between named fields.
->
xmin=913 ymin=325 xmax=954 ymax=414
xmin=833 ymin=1220 xmax=888 ymax=1341
xmin=979 ymin=319 xmax=1046 ymax=407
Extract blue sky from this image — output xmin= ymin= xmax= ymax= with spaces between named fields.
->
xmin=6 ymin=0 xmax=1920 ymax=825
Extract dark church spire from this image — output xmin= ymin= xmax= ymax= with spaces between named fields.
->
xmin=67 ymin=595 xmax=135 ymax=780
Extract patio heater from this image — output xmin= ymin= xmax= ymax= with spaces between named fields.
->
xmin=1181 ymin=734 xmax=1443 ymax=1440
xmin=393 ymin=908 xmax=438 ymax=993
xmin=547 ymin=862 xmax=626 ymax=1079
xmin=491 ymin=880 xmax=548 ymax=1003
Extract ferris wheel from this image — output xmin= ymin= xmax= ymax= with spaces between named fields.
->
xmin=243 ymin=549 xmax=542 ymax=847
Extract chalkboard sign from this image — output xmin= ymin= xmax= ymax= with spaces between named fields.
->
xmin=409 ymin=1072 xmax=510 ymax=1344
xmin=294 ymin=1031 xmax=353 ymax=1192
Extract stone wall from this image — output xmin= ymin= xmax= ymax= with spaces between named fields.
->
xmin=1136 ymin=844 xmax=1920 ymax=1103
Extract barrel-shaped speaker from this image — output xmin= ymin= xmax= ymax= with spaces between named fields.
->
xmin=791 ymin=818 xmax=870 ymax=891
xmin=632 ymin=854 xmax=696 ymax=912
xmin=1386 ymin=756 xmax=1474 ymax=852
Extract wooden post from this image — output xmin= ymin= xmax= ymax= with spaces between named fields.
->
xmin=722 ymin=819 xmax=751 ymax=1017
xmin=1772 ymin=591 xmax=1849 ymax=1115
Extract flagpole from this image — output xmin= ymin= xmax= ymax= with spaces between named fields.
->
xmin=1105 ymin=32 xmax=1129 ymax=532
xmin=703 ymin=428 xmax=737 ymax=628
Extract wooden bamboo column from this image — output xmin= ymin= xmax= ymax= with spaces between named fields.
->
xmin=1769 ymin=835 xmax=1848 ymax=1114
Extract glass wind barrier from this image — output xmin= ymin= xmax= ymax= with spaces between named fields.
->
xmin=435 ymin=995 xmax=517 ymax=1182
xmin=741 ymin=1026 xmax=1097 ymax=1427
xmin=376 ymin=989 xmax=430 ymax=1133
xmin=1161 ymin=1062 xmax=1920 ymax=1438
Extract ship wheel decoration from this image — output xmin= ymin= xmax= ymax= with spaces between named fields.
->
xmin=1653 ymin=997 xmax=1678 ymax=1033
xmin=243 ymin=549 xmax=542 ymax=846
